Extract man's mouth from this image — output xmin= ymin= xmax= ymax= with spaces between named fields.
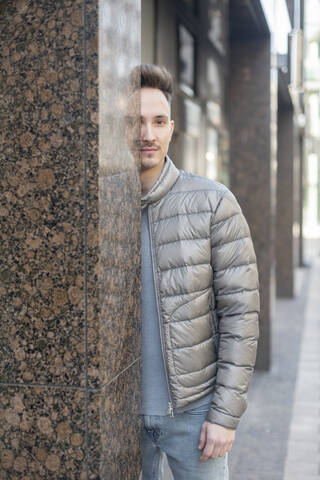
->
xmin=141 ymin=147 xmax=158 ymax=152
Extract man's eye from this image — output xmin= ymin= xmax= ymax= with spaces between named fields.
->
xmin=156 ymin=120 xmax=165 ymax=125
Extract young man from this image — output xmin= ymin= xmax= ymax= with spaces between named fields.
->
xmin=131 ymin=64 xmax=260 ymax=479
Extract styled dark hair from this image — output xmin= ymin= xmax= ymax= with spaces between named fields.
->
xmin=129 ymin=64 xmax=173 ymax=105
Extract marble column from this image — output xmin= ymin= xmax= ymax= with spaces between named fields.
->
xmin=0 ymin=0 xmax=141 ymax=478
xmin=228 ymin=37 xmax=277 ymax=370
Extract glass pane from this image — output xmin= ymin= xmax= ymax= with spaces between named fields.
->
xmin=178 ymin=24 xmax=195 ymax=96
xmin=183 ymin=133 xmax=199 ymax=173
xmin=207 ymin=58 xmax=222 ymax=102
xmin=220 ymin=129 xmax=230 ymax=186
xmin=208 ymin=0 xmax=227 ymax=55
xmin=184 ymin=98 xmax=201 ymax=136
xmin=206 ymin=127 xmax=219 ymax=180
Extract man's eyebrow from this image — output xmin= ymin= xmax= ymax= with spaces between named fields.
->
xmin=140 ymin=114 xmax=169 ymax=119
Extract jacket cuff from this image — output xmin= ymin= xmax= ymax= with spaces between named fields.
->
xmin=205 ymin=407 xmax=239 ymax=430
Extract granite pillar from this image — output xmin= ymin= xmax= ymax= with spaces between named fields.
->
xmin=228 ymin=37 xmax=277 ymax=370
xmin=0 ymin=0 xmax=142 ymax=478
xmin=276 ymin=107 xmax=294 ymax=297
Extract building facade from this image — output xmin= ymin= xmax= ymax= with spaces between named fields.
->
xmin=304 ymin=0 xmax=320 ymax=257
xmin=142 ymin=0 xmax=305 ymax=371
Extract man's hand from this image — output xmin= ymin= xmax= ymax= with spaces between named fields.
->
xmin=198 ymin=421 xmax=235 ymax=462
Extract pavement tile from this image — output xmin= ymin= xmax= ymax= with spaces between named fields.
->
xmin=283 ymin=258 xmax=320 ymax=480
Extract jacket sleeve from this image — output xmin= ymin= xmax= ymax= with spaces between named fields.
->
xmin=206 ymin=188 xmax=260 ymax=430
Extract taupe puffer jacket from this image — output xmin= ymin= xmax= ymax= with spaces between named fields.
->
xmin=141 ymin=155 xmax=260 ymax=430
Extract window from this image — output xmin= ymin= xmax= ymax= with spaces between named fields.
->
xmin=207 ymin=57 xmax=222 ymax=103
xmin=178 ymin=24 xmax=196 ymax=96
xmin=208 ymin=0 xmax=227 ymax=55
xmin=206 ymin=127 xmax=219 ymax=180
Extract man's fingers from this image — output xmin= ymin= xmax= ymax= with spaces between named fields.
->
xmin=218 ymin=446 xmax=228 ymax=458
xmin=198 ymin=425 xmax=206 ymax=450
xmin=200 ymin=438 xmax=230 ymax=461
xmin=199 ymin=422 xmax=235 ymax=461
xmin=211 ymin=438 xmax=225 ymax=459
xmin=199 ymin=439 xmax=214 ymax=462
xmin=199 ymin=442 xmax=212 ymax=462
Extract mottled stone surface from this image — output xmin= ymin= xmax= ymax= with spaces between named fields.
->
xmin=97 ymin=173 xmax=141 ymax=388
xmin=228 ymin=37 xmax=276 ymax=370
xmin=88 ymin=360 xmax=142 ymax=479
xmin=93 ymin=0 xmax=142 ymax=476
xmin=0 ymin=0 xmax=86 ymax=387
xmin=85 ymin=0 xmax=100 ymax=392
xmin=0 ymin=0 xmax=142 ymax=478
xmin=0 ymin=386 xmax=86 ymax=479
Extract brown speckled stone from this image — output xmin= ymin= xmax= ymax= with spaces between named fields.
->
xmin=0 ymin=0 xmax=86 ymax=387
xmin=0 ymin=0 xmax=142 ymax=477
xmin=88 ymin=0 xmax=142 ymax=392
xmin=95 ymin=173 xmax=141 ymax=387
xmin=0 ymin=386 xmax=85 ymax=479
xmin=88 ymin=359 xmax=142 ymax=479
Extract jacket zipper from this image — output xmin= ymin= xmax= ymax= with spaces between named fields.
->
xmin=147 ymin=205 xmax=175 ymax=419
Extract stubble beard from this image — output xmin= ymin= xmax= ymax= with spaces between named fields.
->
xmin=140 ymin=151 xmax=163 ymax=171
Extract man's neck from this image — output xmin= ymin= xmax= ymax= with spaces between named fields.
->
xmin=141 ymin=157 xmax=166 ymax=195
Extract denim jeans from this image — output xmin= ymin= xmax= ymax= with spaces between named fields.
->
xmin=141 ymin=401 xmax=229 ymax=480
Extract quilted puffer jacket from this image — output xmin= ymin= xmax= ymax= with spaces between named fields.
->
xmin=141 ymin=155 xmax=260 ymax=430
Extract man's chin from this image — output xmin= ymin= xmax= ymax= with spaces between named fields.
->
xmin=141 ymin=154 xmax=164 ymax=169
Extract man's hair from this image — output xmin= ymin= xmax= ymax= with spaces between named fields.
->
xmin=129 ymin=64 xmax=173 ymax=105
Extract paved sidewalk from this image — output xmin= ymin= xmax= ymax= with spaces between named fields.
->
xmin=283 ymin=257 xmax=320 ymax=479
xmin=229 ymin=257 xmax=320 ymax=479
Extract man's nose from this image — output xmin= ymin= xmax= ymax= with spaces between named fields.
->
xmin=141 ymin=123 xmax=156 ymax=142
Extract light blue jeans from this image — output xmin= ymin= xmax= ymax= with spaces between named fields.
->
xmin=141 ymin=401 xmax=229 ymax=480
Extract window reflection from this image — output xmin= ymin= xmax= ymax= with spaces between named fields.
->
xmin=206 ymin=127 xmax=219 ymax=180
xmin=178 ymin=24 xmax=196 ymax=96
xmin=182 ymin=99 xmax=201 ymax=173
xmin=208 ymin=0 xmax=227 ymax=55
xmin=207 ymin=58 xmax=222 ymax=102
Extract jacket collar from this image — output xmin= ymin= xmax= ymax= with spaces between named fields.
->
xmin=141 ymin=155 xmax=180 ymax=209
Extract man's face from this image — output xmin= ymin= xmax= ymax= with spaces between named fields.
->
xmin=140 ymin=87 xmax=174 ymax=171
